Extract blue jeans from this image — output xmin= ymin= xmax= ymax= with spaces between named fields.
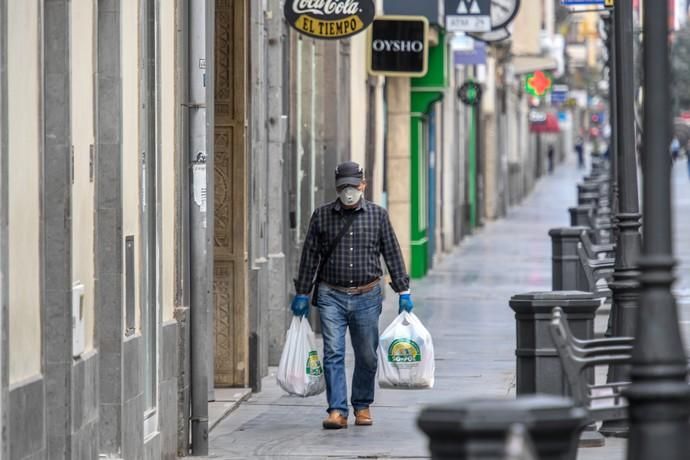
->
xmin=317 ymin=283 xmax=382 ymax=418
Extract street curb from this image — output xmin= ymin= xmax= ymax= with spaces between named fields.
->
xmin=208 ymin=388 xmax=253 ymax=433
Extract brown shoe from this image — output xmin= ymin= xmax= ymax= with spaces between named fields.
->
xmin=322 ymin=410 xmax=348 ymax=429
xmin=354 ymin=408 xmax=373 ymax=426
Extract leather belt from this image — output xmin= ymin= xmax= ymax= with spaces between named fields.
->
xmin=323 ymin=278 xmax=380 ymax=295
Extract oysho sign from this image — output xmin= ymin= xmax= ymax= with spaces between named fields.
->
xmin=367 ymin=16 xmax=429 ymax=77
xmin=285 ymin=0 xmax=376 ymax=40
xmin=372 ymin=39 xmax=425 ymax=53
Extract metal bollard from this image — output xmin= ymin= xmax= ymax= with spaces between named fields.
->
xmin=417 ymin=395 xmax=588 ymax=460
xmin=509 ymin=291 xmax=600 ymax=396
xmin=549 ymin=228 xmax=589 ymax=291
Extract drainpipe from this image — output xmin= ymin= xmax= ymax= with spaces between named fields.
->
xmin=188 ymin=0 xmax=209 ymax=454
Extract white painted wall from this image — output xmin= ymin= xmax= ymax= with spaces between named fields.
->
xmin=441 ymin=43 xmax=457 ymax=253
xmin=70 ymin=0 xmax=96 ymax=352
xmin=8 ymin=0 xmax=41 ymax=384
xmin=122 ymin=0 xmax=141 ymax=333
xmin=160 ymin=0 xmax=176 ymax=321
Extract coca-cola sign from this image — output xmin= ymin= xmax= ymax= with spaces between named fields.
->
xmin=284 ymin=0 xmax=376 ymax=40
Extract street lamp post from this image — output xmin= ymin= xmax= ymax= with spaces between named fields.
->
xmin=605 ymin=13 xmax=619 ymax=224
xmin=609 ymin=0 xmax=642 ymax=341
xmin=625 ymin=1 xmax=690 ymax=458
xmin=601 ymin=2 xmax=643 ymax=437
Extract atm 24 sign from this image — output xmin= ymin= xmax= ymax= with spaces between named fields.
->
xmin=285 ymin=0 xmax=376 ymax=40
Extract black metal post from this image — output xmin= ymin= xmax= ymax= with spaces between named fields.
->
xmin=601 ymin=1 xmax=644 ymax=438
xmin=605 ymin=13 xmax=619 ymax=220
xmin=625 ymin=1 xmax=690 ymax=458
xmin=609 ymin=0 xmax=642 ymax=343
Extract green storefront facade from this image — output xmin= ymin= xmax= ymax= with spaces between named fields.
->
xmin=409 ymin=33 xmax=448 ymax=279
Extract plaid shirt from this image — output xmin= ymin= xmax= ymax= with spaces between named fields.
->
xmin=294 ymin=199 xmax=410 ymax=294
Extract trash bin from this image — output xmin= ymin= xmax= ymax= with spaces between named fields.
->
xmin=509 ymin=291 xmax=600 ymax=396
xmin=417 ymin=395 xmax=587 ymax=460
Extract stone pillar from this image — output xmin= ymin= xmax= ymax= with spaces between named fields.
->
xmin=0 ymin=0 xmax=7 ymax=456
xmin=43 ymin=0 xmax=73 ymax=457
xmin=96 ymin=0 xmax=124 ymax=455
xmin=386 ymin=78 xmax=411 ymax=270
xmin=248 ymin=0 xmax=269 ymax=391
xmin=266 ymin=0 xmax=289 ymax=366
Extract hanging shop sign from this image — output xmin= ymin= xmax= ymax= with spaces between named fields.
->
xmin=524 ymin=70 xmax=553 ymax=97
xmin=550 ymin=84 xmax=569 ymax=104
xmin=458 ymin=81 xmax=482 ymax=106
xmin=284 ymin=0 xmax=376 ymax=40
xmin=453 ymin=39 xmax=487 ymax=66
xmin=444 ymin=0 xmax=492 ymax=32
xmin=560 ymin=0 xmax=609 ymax=5
xmin=367 ymin=16 xmax=429 ymax=77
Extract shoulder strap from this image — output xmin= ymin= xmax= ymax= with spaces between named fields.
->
xmin=314 ymin=211 xmax=359 ymax=283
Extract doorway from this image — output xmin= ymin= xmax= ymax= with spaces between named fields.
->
xmin=213 ymin=0 xmax=249 ymax=388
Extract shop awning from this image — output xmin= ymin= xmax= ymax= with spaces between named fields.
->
xmin=530 ymin=112 xmax=560 ymax=133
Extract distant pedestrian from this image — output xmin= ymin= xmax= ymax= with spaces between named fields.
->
xmin=548 ymin=145 xmax=555 ymax=174
xmin=686 ymin=148 xmax=690 ymax=180
xmin=291 ymin=161 xmax=413 ymax=430
xmin=671 ymin=137 xmax=681 ymax=162
xmin=575 ymin=137 xmax=585 ymax=169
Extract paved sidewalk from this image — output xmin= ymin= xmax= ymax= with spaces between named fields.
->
xmin=207 ymin=159 xmax=690 ymax=460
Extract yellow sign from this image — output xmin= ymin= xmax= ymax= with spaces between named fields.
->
xmin=605 ymin=0 xmax=614 ymax=7
xmin=294 ymin=15 xmax=366 ymax=39
xmin=285 ymin=0 xmax=375 ymax=40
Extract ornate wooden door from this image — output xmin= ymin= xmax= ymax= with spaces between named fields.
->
xmin=214 ymin=0 xmax=248 ymax=387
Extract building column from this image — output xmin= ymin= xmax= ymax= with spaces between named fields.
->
xmin=0 ymin=0 xmax=7 ymax=456
xmin=265 ymin=0 xmax=289 ymax=366
xmin=386 ymin=78 xmax=412 ymax=271
xmin=247 ymin=0 xmax=269 ymax=390
xmin=96 ymin=0 xmax=124 ymax=455
xmin=42 ymin=0 xmax=73 ymax=457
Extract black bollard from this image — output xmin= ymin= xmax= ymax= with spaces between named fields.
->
xmin=417 ymin=395 xmax=587 ymax=460
xmin=549 ymin=228 xmax=589 ymax=291
xmin=509 ymin=291 xmax=600 ymax=396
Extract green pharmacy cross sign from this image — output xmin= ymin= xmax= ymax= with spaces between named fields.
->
xmin=458 ymin=80 xmax=482 ymax=106
xmin=525 ymin=70 xmax=553 ymax=97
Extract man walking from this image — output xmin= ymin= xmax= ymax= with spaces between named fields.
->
xmin=575 ymin=137 xmax=585 ymax=169
xmin=291 ymin=161 xmax=413 ymax=430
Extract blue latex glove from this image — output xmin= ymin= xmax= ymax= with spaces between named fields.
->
xmin=399 ymin=293 xmax=414 ymax=314
xmin=291 ymin=295 xmax=310 ymax=317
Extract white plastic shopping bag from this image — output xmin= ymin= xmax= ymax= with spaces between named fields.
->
xmin=378 ymin=311 xmax=435 ymax=389
xmin=277 ymin=317 xmax=326 ymax=397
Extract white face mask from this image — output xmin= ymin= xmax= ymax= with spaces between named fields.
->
xmin=338 ymin=187 xmax=363 ymax=206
